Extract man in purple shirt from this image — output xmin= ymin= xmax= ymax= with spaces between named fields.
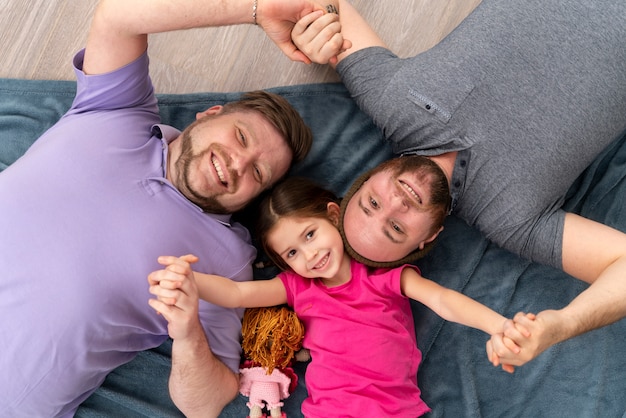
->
xmin=0 ymin=0 xmax=329 ymax=416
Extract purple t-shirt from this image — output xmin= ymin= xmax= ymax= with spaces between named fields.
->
xmin=0 ymin=50 xmax=256 ymax=417
xmin=280 ymin=259 xmax=431 ymax=417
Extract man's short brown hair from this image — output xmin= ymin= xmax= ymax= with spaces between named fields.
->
xmin=223 ymin=91 xmax=312 ymax=164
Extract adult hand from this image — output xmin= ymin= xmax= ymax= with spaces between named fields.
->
xmin=502 ymin=310 xmax=566 ymax=364
xmin=258 ymin=0 xmax=340 ymax=63
xmin=486 ymin=313 xmax=537 ymax=372
xmin=148 ymin=254 xmax=201 ymax=340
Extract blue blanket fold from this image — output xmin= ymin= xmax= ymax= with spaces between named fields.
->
xmin=1 ymin=77 xmax=625 ymax=417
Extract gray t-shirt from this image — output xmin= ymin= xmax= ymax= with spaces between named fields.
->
xmin=337 ymin=0 xmax=626 ymax=268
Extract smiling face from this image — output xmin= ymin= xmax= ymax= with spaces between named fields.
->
xmin=167 ymin=107 xmax=292 ymax=213
xmin=343 ymin=156 xmax=450 ymax=263
xmin=267 ymin=205 xmax=351 ymax=286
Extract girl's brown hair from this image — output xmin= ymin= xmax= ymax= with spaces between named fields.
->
xmin=255 ymin=177 xmax=340 ymax=271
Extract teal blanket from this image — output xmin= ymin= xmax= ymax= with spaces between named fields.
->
xmin=1 ymin=78 xmax=625 ymax=417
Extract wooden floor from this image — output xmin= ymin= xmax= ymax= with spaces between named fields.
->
xmin=0 ymin=0 xmax=480 ymax=94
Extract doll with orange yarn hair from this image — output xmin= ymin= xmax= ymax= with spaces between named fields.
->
xmin=238 ymin=306 xmax=308 ymax=418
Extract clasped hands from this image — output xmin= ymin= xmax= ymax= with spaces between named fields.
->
xmin=147 ymin=254 xmax=201 ymax=341
xmin=488 ymin=311 xmax=561 ymax=373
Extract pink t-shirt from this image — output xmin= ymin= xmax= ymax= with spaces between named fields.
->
xmin=279 ymin=259 xmax=431 ymax=417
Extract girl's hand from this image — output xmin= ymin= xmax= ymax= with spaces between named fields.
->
xmin=486 ymin=314 xmax=535 ymax=372
xmin=147 ymin=254 xmax=202 ymax=340
xmin=291 ymin=10 xmax=351 ymax=64
xmin=486 ymin=334 xmax=519 ymax=373
xmin=147 ymin=254 xmax=198 ymax=307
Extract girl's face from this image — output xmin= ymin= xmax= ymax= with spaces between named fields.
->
xmin=267 ymin=203 xmax=350 ymax=285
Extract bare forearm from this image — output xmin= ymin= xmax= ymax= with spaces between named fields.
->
xmin=402 ymin=270 xmax=506 ymax=335
xmin=335 ymin=0 xmax=387 ymax=65
xmin=559 ymin=256 xmax=626 ymax=341
xmin=196 ymin=274 xmax=288 ymax=308
xmin=437 ymin=288 xmax=506 ymax=336
xmin=500 ymin=242 xmax=626 ymax=365
xmin=85 ymin=0 xmax=253 ymax=74
xmin=169 ymin=323 xmax=239 ymax=417
xmin=94 ymin=0 xmax=251 ymax=37
xmin=559 ymin=213 xmax=626 ymax=341
xmin=500 ymin=262 xmax=626 ymax=366
xmin=195 ymin=273 xmax=244 ymax=308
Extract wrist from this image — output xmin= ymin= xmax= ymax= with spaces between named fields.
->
xmin=551 ymin=307 xmax=581 ymax=342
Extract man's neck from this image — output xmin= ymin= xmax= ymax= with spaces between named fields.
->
xmin=427 ymin=151 xmax=457 ymax=185
xmin=165 ymin=135 xmax=182 ymax=183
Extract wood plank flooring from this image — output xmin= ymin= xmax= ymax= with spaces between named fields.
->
xmin=0 ymin=0 xmax=480 ymax=93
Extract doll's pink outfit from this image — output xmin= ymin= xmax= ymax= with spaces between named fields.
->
xmin=239 ymin=366 xmax=292 ymax=411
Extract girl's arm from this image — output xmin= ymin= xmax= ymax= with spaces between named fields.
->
xmin=400 ymin=267 xmax=525 ymax=373
xmin=401 ymin=267 xmax=506 ymax=335
xmin=196 ymin=273 xmax=288 ymax=308
xmin=148 ymin=255 xmax=288 ymax=309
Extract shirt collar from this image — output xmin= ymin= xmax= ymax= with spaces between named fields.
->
xmin=151 ymin=124 xmax=233 ymax=227
xmin=152 ymin=124 xmax=181 ymax=143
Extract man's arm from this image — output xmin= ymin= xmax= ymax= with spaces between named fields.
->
xmin=334 ymin=0 xmax=387 ymax=64
xmin=84 ymin=0 xmax=332 ymax=76
xmin=169 ymin=321 xmax=240 ymax=418
xmin=147 ymin=255 xmax=239 ymax=416
xmin=155 ymin=301 xmax=240 ymax=417
xmin=147 ymin=255 xmax=287 ymax=415
xmin=501 ymin=213 xmax=626 ymax=364
xmin=81 ymin=1 xmax=328 ymax=413
xmin=549 ymin=214 xmax=626 ymax=341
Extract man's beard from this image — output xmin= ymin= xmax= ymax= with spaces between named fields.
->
xmin=174 ymin=128 xmax=230 ymax=214
xmin=388 ymin=155 xmax=451 ymax=209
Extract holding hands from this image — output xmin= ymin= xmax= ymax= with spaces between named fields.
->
xmin=291 ymin=8 xmax=351 ymax=64
xmin=490 ymin=311 xmax=565 ymax=367
xmin=256 ymin=0 xmax=346 ymax=64
xmin=488 ymin=311 xmax=567 ymax=370
xmin=148 ymin=254 xmax=200 ymax=340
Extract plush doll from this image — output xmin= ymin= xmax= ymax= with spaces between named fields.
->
xmin=239 ymin=306 xmax=307 ymax=418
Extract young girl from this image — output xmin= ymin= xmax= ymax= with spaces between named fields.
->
xmin=148 ymin=177 xmax=518 ymax=417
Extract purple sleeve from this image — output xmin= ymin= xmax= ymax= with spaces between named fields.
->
xmin=67 ymin=49 xmax=159 ymax=116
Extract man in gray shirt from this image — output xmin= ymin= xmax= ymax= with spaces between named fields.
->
xmin=292 ymin=0 xmax=626 ymax=368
